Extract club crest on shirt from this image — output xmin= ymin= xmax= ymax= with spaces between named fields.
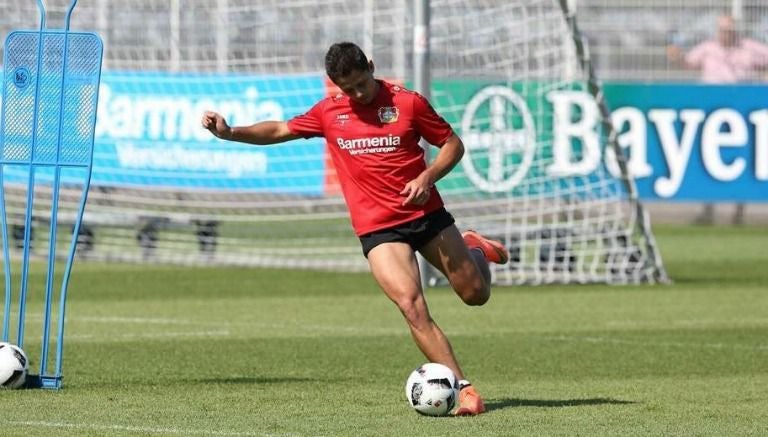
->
xmin=377 ymin=106 xmax=399 ymax=124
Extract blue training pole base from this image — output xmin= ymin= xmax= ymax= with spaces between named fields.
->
xmin=25 ymin=374 xmax=63 ymax=389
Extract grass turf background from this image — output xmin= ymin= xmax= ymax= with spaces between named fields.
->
xmin=0 ymin=224 xmax=766 ymax=436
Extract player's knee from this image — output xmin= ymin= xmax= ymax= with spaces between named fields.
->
xmin=458 ymin=280 xmax=490 ymax=306
xmin=395 ymin=296 xmax=431 ymax=327
xmin=462 ymin=289 xmax=490 ymax=306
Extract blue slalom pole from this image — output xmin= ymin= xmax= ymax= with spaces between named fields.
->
xmin=40 ymin=0 xmax=77 ymax=379
xmin=0 ymin=166 xmax=11 ymax=342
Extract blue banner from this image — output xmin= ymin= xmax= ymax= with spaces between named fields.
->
xmin=603 ymin=83 xmax=768 ymax=201
xmin=1 ymin=72 xmax=326 ymax=193
xmin=89 ymin=72 xmax=327 ymax=193
xmin=2 ymin=74 xmax=766 ymax=201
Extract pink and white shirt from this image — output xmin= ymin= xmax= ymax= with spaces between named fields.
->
xmin=686 ymin=38 xmax=768 ymax=83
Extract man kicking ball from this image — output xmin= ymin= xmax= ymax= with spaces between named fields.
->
xmin=202 ymin=42 xmax=508 ymax=416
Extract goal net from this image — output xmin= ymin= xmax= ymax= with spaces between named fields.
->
xmin=0 ymin=0 xmax=667 ymax=284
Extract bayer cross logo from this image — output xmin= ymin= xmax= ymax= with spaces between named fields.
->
xmin=460 ymin=86 xmax=536 ymax=193
xmin=13 ymin=67 xmax=31 ymax=89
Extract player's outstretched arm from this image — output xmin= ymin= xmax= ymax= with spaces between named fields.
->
xmin=201 ymin=111 xmax=301 ymax=145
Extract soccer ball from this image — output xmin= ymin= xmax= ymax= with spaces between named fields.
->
xmin=0 ymin=342 xmax=28 ymax=389
xmin=404 ymin=363 xmax=459 ymax=416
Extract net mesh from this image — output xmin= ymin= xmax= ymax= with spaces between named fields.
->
xmin=0 ymin=0 xmax=674 ymax=284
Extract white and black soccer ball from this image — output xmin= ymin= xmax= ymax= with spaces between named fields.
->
xmin=0 ymin=342 xmax=28 ymax=389
xmin=404 ymin=363 xmax=459 ymax=416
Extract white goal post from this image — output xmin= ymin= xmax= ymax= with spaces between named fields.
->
xmin=0 ymin=0 xmax=668 ymax=284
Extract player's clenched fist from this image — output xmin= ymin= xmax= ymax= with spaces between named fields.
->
xmin=201 ymin=111 xmax=232 ymax=139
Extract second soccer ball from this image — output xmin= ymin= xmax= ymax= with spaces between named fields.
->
xmin=0 ymin=342 xmax=28 ymax=389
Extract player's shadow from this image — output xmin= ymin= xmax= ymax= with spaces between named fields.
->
xmin=486 ymin=397 xmax=636 ymax=412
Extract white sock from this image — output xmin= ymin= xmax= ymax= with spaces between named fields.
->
xmin=458 ymin=379 xmax=471 ymax=390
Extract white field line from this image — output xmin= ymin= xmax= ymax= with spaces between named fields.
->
xmin=76 ymin=316 xmax=202 ymax=325
xmin=77 ymin=316 xmax=400 ymax=334
xmin=25 ymin=313 xmax=405 ymax=336
xmin=23 ymin=314 xmax=202 ymax=325
xmin=26 ymin=314 xmax=396 ymax=331
xmin=67 ymin=330 xmax=231 ymax=342
xmin=540 ymin=334 xmax=768 ymax=351
xmin=31 ymin=313 xmax=768 ymax=331
xmin=605 ymin=318 xmax=768 ymax=328
xmin=4 ymin=420 xmax=298 ymax=437
xmin=18 ymin=314 xmax=768 ymax=341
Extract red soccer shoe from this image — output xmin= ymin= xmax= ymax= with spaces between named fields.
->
xmin=462 ymin=230 xmax=509 ymax=265
xmin=453 ymin=385 xmax=486 ymax=416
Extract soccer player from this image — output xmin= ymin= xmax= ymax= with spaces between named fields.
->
xmin=201 ymin=42 xmax=508 ymax=416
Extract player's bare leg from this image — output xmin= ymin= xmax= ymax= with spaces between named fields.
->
xmin=366 ymin=242 xmax=467 ymax=381
xmin=419 ymin=225 xmax=501 ymax=307
xmin=418 ymin=225 xmax=509 ymax=416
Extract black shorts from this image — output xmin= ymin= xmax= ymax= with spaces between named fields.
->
xmin=358 ymin=207 xmax=455 ymax=257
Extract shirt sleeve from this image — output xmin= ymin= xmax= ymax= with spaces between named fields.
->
xmin=685 ymin=41 xmax=710 ymax=68
xmin=412 ymin=92 xmax=454 ymax=147
xmin=745 ymin=39 xmax=768 ymax=67
xmin=287 ymin=100 xmax=325 ymax=138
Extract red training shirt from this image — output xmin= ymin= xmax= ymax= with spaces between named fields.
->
xmin=287 ymin=80 xmax=454 ymax=236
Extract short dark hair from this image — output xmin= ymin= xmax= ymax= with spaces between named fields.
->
xmin=325 ymin=42 xmax=369 ymax=82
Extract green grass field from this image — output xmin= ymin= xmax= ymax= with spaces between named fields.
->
xmin=1 ymin=224 xmax=767 ymax=436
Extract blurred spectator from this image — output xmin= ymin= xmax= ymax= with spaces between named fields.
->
xmin=668 ymin=14 xmax=768 ymax=83
xmin=668 ymin=14 xmax=768 ymax=225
